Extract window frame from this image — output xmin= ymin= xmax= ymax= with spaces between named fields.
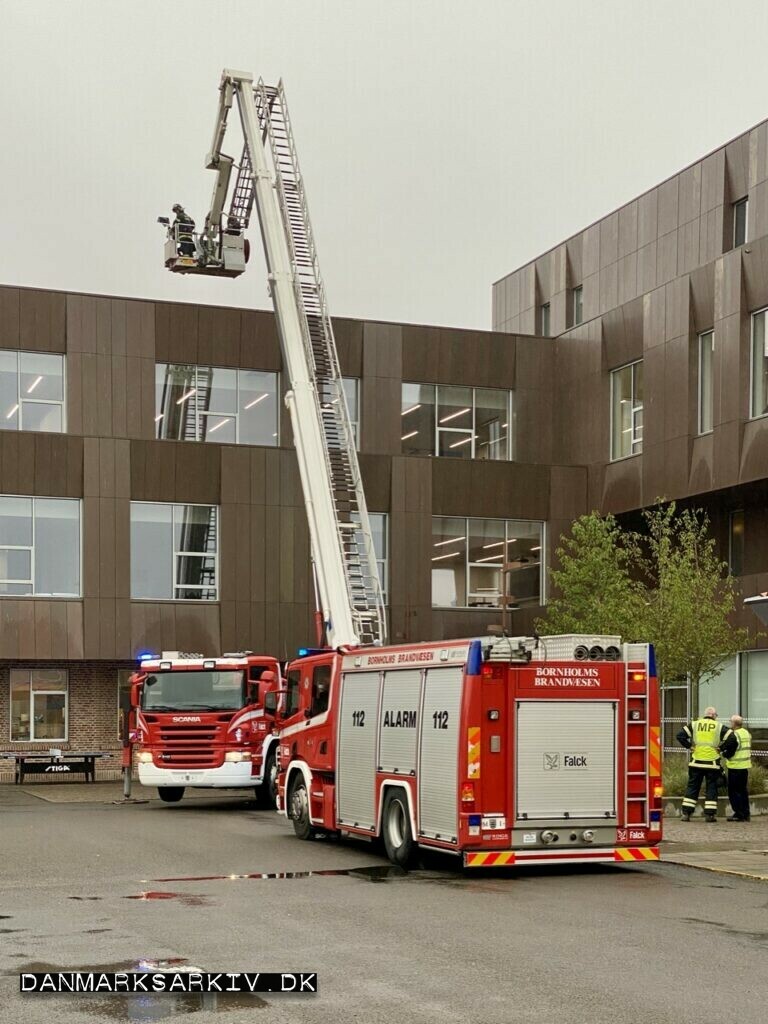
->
xmin=431 ymin=515 xmax=545 ymax=610
xmin=728 ymin=509 xmax=744 ymax=577
xmin=401 ymin=383 xmax=512 ymax=461
xmin=0 ymin=495 xmax=82 ymax=598
xmin=749 ymin=307 xmax=768 ymax=420
xmin=130 ymin=501 xmax=220 ymax=602
xmin=155 ymin=363 xmax=280 ymax=446
xmin=0 ymin=350 xmax=66 ymax=434
xmin=733 ymin=197 xmax=748 ymax=248
xmin=369 ymin=511 xmax=388 ymax=602
xmin=697 ymin=329 xmax=714 ymax=435
xmin=610 ymin=360 xmax=644 ymax=461
xmin=540 ymin=302 xmax=551 ymax=336
xmin=572 ymin=286 xmax=584 ymax=326
xmin=10 ymin=669 xmax=69 ymax=743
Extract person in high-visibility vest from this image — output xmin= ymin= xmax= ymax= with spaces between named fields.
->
xmin=725 ymin=714 xmax=752 ymax=822
xmin=676 ymin=706 xmax=736 ymax=822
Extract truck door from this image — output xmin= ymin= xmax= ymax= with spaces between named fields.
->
xmin=418 ymin=666 xmax=463 ymax=843
xmin=337 ymin=672 xmax=380 ymax=830
xmin=515 ymin=701 xmax=617 ymax=821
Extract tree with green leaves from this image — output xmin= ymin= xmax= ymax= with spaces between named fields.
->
xmin=536 ymin=512 xmax=647 ymax=641
xmin=538 ymin=503 xmax=751 ymax=713
xmin=640 ymin=502 xmax=749 ymax=707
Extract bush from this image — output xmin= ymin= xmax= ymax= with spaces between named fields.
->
xmin=662 ymin=752 xmax=768 ymax=796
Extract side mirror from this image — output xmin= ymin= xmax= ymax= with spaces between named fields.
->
xmin=263 ymin=691 xmax=278 ymax=714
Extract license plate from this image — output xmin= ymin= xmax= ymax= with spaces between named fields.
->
xmin=481 ymin=815 xmax=506 ymax=830
xmin=174 ymin=773 xmax=202 ymax=783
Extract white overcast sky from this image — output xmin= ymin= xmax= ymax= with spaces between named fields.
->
xmin=2 ymin=1 xmax=767 ymax=329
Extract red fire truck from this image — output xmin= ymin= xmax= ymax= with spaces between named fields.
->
xmin=273 ymin=634 xmax=662 ymax=868
xmin=130 ymin=652 xmax=281 ymax=805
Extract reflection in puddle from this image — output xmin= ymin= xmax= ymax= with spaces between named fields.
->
xmin=124 ymin=892 xmax=213 ymax=907
xmin=14 ymin=961 xmax=267 ymax=1020
xmin=150 ymin=864 xmax=410 ymax=883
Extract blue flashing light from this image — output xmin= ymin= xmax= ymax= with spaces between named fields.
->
xmin=298 ymin=648 xmax=309 ymax=657
xmin=297 ymin=647 xmax=327 ymax=658
xmin=138 ymin=651 xmax=155 ymax=661
xmin=468 ymin=814 xmax=482 ymax=826
xmin=650 ymin=810 xmax=661 ymax=822
xmin=466 ymin=640 xmax=482 ymax=676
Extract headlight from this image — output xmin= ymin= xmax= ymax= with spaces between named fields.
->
xmin=137 ymin=751 xmax=153 ymax=763
xmin=225 ymin=751 xmax=252 ymax=762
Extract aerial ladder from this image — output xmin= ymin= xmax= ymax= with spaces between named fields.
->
xmin=161 ymin=70 xmax=386 ymax=648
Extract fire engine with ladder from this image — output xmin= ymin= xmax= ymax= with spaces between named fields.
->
xmin=159 ymin=68 xmax=663 ymax=868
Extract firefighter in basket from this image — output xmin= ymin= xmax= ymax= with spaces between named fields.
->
xmin=172 ymin=204 xmax=196 ymax=257
xmin=677 ymin=707 xmax=736 ymax=822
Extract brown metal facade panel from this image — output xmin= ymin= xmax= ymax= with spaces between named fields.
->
xmin=0 ymin=286 xmax=21 ymax=348
xmin=240 ymin=309 xmax=281 ymax=370
xmin=198 ymin=304 xmax=241 ymax=367
xmin=19 ymin=289 xmax=66 ymax=353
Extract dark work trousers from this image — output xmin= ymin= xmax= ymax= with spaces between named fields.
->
xmin=727 ymin=769 xmax=750 ymax=820
xmin=683 ymin=766 xmax=720 ymax=816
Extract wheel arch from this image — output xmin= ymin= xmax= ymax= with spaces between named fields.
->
xmin=376 ymin=779 xmax=417 ymax=841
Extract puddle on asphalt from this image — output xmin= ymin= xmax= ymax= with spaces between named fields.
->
xmin=149 ymin=864 xmax=410 ymax=884
xmin=12 ymin=961 xmax=268 ymax=1019
xmin=124 ymin=892 xmax=213 ymax=907
xmin=68 ymin=896 xmax=102 ymax=901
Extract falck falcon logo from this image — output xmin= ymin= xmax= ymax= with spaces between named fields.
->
xmin=543 ymin=752 xmax=560 ymax=770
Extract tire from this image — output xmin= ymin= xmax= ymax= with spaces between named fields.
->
xmin=256 ymin=748 xmax=278 ymax=809
xmin=288 ymin=776 xmax=315 ymax=841
xmin=158 ymin=787 xmax=185 ymax=803
xmin=381 ymin=789 xmax=417 ymax=868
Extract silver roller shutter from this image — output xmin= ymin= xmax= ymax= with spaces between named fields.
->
xmin=337 ymin=671 xmax=381 ymax=829
xmin=516 ymin=701 xmax=617 ymax=821
xmin=418 ymin=666 xmax=463 ymax=842
xmin=378 ymin=669 xmax=421 ymax=775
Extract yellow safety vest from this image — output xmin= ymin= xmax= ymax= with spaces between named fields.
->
xmin=689 ymin=717 xmax=721 ymax=768
xmin=724 ymin=727 xmax=752 ymax=770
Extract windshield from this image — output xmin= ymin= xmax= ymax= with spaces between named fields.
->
xmin=141 ymin=670 xmax=245 ymax=711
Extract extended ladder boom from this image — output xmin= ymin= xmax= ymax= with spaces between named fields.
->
xmin=189 ymin=70 xmax=386 ymax=648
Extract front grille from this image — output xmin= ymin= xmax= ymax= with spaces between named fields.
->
xmin=157 ymin=748 xmax=222 ymax=768
xmin=149 ymin=723 xmax=224 ymax=769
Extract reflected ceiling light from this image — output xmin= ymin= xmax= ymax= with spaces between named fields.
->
xmin=154 ymin=414 xmax=164 ymax=423
xmin=26 ymin=375 xmax=43 ymax=394
xmin=530 ymin=545 xmax=541 ymax=551
xmin=482 ymin=541 xmax=505 ymax=549
xmin=244 ymin=393 xmax=268 ymax=410
xmin=439 ymin=407 xmax=471 ymax=424
xmin=502 ymin=422 xmax=508 ymax=428
xmin=402 ymin=404 xmax=421 ymax=416
xmin=432 ymin=551 xmax=461 ymax=561
xmin=475 ymin=554 xmax=504 ymax=563
xmin=434 ymin=536 xmax=465 ymax=547
xmin=208 ymin=417 xmax=232 ymax=433
xmin=401 ymin=430 xmax=418 ymax=440
xmin=176 ymin=388 xmax=197 ymax=405
xmin=5 ymin=403 xmax=19 ymax=419
xmin=449 ymin=436 xmax=474 ymax=448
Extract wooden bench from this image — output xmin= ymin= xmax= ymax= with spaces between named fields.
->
xmin=2 ymin=752 xmax=112 ymax=784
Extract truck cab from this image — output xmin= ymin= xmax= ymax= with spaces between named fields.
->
xmin=130 ymin=651 xmax=281 ymax=805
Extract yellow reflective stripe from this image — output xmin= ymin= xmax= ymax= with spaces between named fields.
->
xmin=467 ymin=727 xmax=481 ymax=779
xmin=615 ymin=847 xmax=660 ymax=862
xmin=649 ymin=726 xmax=661 ymax=776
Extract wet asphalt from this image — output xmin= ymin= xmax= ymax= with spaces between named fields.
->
xmin=1 ymin=786 xmax=767 ymax=1024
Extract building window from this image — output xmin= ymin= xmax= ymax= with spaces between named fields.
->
xmin=572 ymin=286 xmax=583 ymax=326
xmin=740 ymin=651 xmax=768 ymax=745
xmin=130 ymin=503 xmax=219 ymax=600
xmin=750 ymin=308 xmax=768 ymax=418
xmin=401 ymin=384 xmax=511 ymax=460
xmin=369 ymin=512 xmax=388 ymax=601
xmin=698 ymin=330 xmax=714 ymax=434
xmin=733 ymin=197 xmax=748 ymax=248
xmin=610 ymin=361 xmax=643 ymax=460
xmin=729 ymin=510 xmax=744 ymax=577
xmin=10 ymin=669 xmax=68 ymax=742
xmin=431 ymin=516 xmax=543 ymax=609
xmin=342 ymin=378 xmax=359 ymax=447
xmin=0 ymin=351 xmax=65 ymax=433
xmin=155 ymin=363 xmax=279 ymax=445
xmin=540 ymin=303 xmax=551 ymax=336
xmin=0 ymin=496 xmax=81 ymax=597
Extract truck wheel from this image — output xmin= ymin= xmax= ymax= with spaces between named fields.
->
xmin=382 ymin=789 xmax=417 ymax=868
xmin=289 ymin=776 xmax=315 ymax=840
xmin=158 ymin=787 xmax=184 ymax=803
xmin=256 ymin=749 xmax=278 ymax=809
